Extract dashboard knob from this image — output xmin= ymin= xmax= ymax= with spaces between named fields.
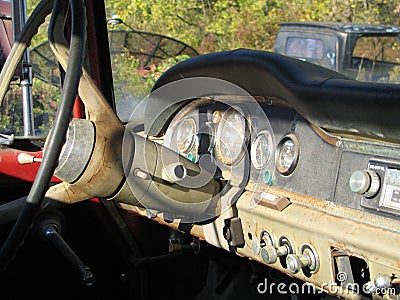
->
xmin=363 ymin=274 xmax=393 ymax=295
xmin=257 ymin=233 xmax=293 ymax=265
xmin=286 ymin=254 xmax=304 ymax=274
xmin=374 ymin=274 xmax=392 ymax=290
xmin=286 ymin=246 xmax=319 ymax=274
xmin=261 ymin=244 xmax=278 ymax=264
xmin=252 ymin=238 xmax=261 ymax=255
xmin=349 ymin=170 xmax=380 ymax=197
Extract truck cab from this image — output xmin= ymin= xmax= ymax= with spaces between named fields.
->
xmin=1 ymin=3 xmax=400 ymax=299
xmin=274 ymin=22 xmax=400 ymax=83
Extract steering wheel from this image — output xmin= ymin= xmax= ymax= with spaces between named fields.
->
xmin=0 ymin=0 xmax=125 ymax=269
xmin=0 ymin=0 xmax=220 ymax=271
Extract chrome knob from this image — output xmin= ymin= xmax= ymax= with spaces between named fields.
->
xmin=286 ymin=254 xmax=303 ymax=274
xmin=363 ymin=274 xmax=393 ymax=295
xmin=374 ymin=274 xmax=392 ymax=290
xmin=261 ymin=244 xmax=278 ymax=264
xmin=349 ymin=170 xmax=380 ymax=197
xmin=286 ymin=245 xmax=319 ymax=274
xmin=252 ymin=238 xmax=261 ymax=255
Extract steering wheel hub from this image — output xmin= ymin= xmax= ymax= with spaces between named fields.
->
xmin=54 ymin=118 xmax=95 ymax=183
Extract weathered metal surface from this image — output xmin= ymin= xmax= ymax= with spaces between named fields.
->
xmin=278 ymin=22 xmax=400 ymax=35
xmin=310 ymin=123 xmax=340 ymax=146
xmin=117 ymin=203 xmax=205 ymax=240
xmin=233 ymin=189 xmax=399 ymax=299
xmin=44 ymin=7 xmax=125 ymax=203
xmin=341 ymin=137 xmax=400 ymax=159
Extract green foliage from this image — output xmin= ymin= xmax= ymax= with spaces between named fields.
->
xmin=1 ymin=0 xmax=398 ymax=135
xmin=27 ymin=0 xmax=49 ymax=47
xmin=0 ymin=78 xmax=59 ymax=135
xmin=0 ymin=84 xmax=23 ymax=134
xmin=385 ymin=66 xmax=400 ymax=83
xmin=31 ymin=77 xmax=60 ymax=135
xmin=0 ymin=1 xmax=56 ymax=135
xmin=111 ymin=51 xmax=190 ymax=101
xmin=105 ymin=0 xmax=400 ymax=53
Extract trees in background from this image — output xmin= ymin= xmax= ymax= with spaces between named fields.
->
xmin=105 ymin=0 xmax=400 ymax=53
xmin=1 ymin=0 xmax=396 ymax=134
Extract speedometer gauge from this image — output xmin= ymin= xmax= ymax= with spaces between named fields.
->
xmin=276 ymin=134 xmax=300 ymax=176
xmin=215 ymin=108 xmax=248 ymax=166
xmin=251 ymin=131 xmax=274 ymax=170
xmin=176 ymin=118 xmax=197 ymax=154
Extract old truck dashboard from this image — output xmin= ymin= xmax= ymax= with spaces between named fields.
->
xmin=1 ymin=1 xmax=398 ymax=298
xmin=115 ymin=49 xmax=400 ymax=299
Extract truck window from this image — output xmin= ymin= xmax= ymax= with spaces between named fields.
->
xmin=285 ymin=37 xmax=324 ymax=61
xmin=353 ymin=36 xmax=400 ymax=63
xmin=351 ymin=36 xmax=400 ymax=83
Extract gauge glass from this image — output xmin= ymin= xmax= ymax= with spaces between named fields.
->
xmin=200 ymin=122 xmax=217 ymax=153
xmin=216 ymin=109 xmax=247 ymax=165
xmin=208 ymin=122 xmax=216 ymax=152
xmin=176 ymin=118 xmax=196 ymax=154
xmin=276 ymin=134 xmax=299 ymax=175
xmin=251 ymin=131 xmax=273 ymax=170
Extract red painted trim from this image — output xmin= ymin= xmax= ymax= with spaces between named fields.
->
xmin=85 ymin=0 xmax=101 ymax=87
xmin=64 ymin=10 xmax=85 ymax=119
xmin=73 ymin=97 xmax=85 ymax=118
xmin=0 ymin=149 xmax=60 ymax=182
xmin=89 ymin=198 xmax=101 ymax=204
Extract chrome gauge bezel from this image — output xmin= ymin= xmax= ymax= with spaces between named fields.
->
xmin=276 ymin=133 xmax=300 ymax=176
xmin=251 ymin=130 xmax=274 ymax=170
xmin=176 ymin=117 xmax=197 ymax=154
xmin=215 ymin=108 xmax=249 ymax=166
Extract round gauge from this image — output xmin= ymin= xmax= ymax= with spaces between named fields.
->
xmin=251 ymin=131 xmax=274 ymax=170
xmin=276 ymin=134 xmax=300 ymax=176
xmin=176 ymin=118 xmax=197 ymax=154
xmin=215 ymin=108 xmax=248 ymax=166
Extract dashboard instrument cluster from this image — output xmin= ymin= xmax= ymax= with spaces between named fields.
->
xmin=163 ymin=98 xmax=280 ymax=190
xmin=155 ymin=95 xmax=400 ymax=300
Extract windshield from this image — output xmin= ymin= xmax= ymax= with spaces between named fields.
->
xmin=0 ymin=1 xmax=58 ymax=138
xmin=1 ymin=0 xmax=400 ymax=137
xmin=107 ymin=28 xmax=198 ymax=122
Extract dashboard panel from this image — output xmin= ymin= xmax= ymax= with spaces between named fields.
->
xmin=135 ymin=96 xmax=400 ymax=299
xmin=115 ymin=50 xmax=400 ymax=299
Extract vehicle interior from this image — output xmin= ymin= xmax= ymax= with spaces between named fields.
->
xmin=0 ymin=1 xmax=399 ymax=299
